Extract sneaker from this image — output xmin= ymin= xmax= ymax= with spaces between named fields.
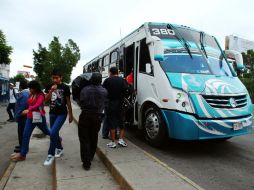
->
xmin=107 ymin=141 xmax=117 ymax=148
xmin=44 ymin=155 xmax=55 ymax=166
xmin=118 ymin=139 xmax=128 ymax=147
xmin=55 ymin=149 xmax=64 ymax=158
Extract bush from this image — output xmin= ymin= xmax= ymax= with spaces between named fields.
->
xmin=240 ymin=78 xmax=254 ymax=103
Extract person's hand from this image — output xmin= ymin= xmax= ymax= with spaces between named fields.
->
xmin=69 ymin=114 xmax=73 ymax=124
xmin=51 ymin=84 xmax=57 ymax=92
xmin=21 ymin=110 xmax=28 ymax=116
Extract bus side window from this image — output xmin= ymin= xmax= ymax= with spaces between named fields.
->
xmin=91 ymin=62 xmax=95 ymax=71
xmin=98 ymin=59 xmax=103 ymax=72
xmin=103 ymin=54 xmax=109 ymax=72
xmin=94 ymin=60 xmax=99 ymax=72
xmin=103 ymin=55 xmax=110 ymax=66
xmin=110 ymin=51 xmax=118 ymax=64
xmin=139 ymin=39 xmax=152 ymax=75
xmin=110 ymin=50 xmax=119 ymax=70
xmin=87 ymin=64 xmax=92 ymax=72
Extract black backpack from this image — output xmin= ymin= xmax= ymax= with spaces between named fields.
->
xmin=71 ymin=72 xmax=102 ymax=102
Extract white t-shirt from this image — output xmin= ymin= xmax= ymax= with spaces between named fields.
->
xmin=9 ymin=89 xmax=17 ymax=103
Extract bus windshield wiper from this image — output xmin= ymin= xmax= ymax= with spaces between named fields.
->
xmin=167 ymin=24 xmax=192 ymax=59
xmin=200 ymin=32 xmax=208 ymax=58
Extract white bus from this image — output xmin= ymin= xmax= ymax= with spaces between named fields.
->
xmin=84 ymin=22 xmax=253 ymax=146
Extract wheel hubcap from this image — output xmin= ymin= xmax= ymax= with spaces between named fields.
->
xmin=145 ymin=113 xmax=159 ymax=139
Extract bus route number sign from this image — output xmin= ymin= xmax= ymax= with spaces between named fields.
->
xmin=150 ymin=27 xmax=175 ymax=38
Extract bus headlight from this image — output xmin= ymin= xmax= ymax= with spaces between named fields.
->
xmin=174 ymin=90 xmax=194 ymax=113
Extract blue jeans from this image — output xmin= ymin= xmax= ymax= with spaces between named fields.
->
xmin=48 ymin=114 xmax=67 ymax=156
xmin=21 ymin=117 xmax=50 ymax=157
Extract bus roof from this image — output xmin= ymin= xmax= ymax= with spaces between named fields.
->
xmin=84 ymin=22 xmax=209 ymax=66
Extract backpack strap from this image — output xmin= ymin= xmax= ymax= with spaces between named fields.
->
xmin=13 ymin=89 xmax=17 ymax=100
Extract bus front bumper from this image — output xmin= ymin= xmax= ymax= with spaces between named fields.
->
xmin=161 ymin=110 xmax=254 ymax=140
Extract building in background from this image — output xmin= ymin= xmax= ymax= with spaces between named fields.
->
xmin=0 ymin=64 xmax=10 ymax=79
xmin=0 ymin=64 xmax=10 ymax=102
xmin=17 ymin=70 xmax=35 ymax=81
xmin=225 ymin=35 xmax=254 ymax=53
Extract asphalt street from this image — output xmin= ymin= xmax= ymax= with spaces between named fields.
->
xmin=126 ymin=126 xmax=254 ymax=190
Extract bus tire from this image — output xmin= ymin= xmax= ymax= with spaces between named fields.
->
xmin=143 ymin=105 xmax=167 ymax=147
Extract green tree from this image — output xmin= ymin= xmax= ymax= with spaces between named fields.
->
xmin=0 ymin=30 xmax=13 ymax=64
xmin=9 ymin=74 xmax=26 ymax=84
xmin=33 ymin=37 xmax=80 ymax=87
xmin=241 ymin=50 xmax=254 ymax=102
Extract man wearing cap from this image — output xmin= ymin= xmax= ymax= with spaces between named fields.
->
xmin=6 ymin=83 xmax=17 ymax=122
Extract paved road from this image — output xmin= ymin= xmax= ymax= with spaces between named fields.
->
xmin=126 ymin=126 xmax=254 ymax=190
xmin=0 ymin=104 xmax=18 ymax=179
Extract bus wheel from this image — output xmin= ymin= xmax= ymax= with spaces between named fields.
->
xmin=143 ymin=106 xmax=167 ymax=147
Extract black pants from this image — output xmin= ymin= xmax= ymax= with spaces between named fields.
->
xmin=7 ymin=103 xmax=15 ymax=120
xmin=17 ymin=116 xmax=26 ymax=147
xmin=78 ymin=111 xmax=102 ymax=167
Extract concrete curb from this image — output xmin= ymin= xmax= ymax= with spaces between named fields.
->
xmin=72 ymin=112 xmax=203 ymax=190
xmin=0 ymin=162 xmax=16 ymax=190
xmin=73 ymin=117 xmax=132 ymax=189
xmin=96 ymin=147 xmax=133 ymax=190
xmin=52 ymin=160 xmax=57 ymax=190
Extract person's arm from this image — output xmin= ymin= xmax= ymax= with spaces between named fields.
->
xmin=28 ymin=95 xmax=44 ymax=111
xmin=65 ymin=85 xmax=73 ymax=123
xmin=45 ymin=84 xmax=57 ymax=102
xmin=15 ymin=93 xmax=23 ymax=118
xmin=66 ymin=96 xmax=73 ymax=123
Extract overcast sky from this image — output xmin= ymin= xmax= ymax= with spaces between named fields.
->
xmin=1 ymin=0 xmax=254 ymax=79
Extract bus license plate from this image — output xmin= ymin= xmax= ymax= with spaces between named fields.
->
xmin=233 ymin=122 xmax=243 ymax=131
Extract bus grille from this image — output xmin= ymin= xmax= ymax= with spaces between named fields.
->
xmin=202 ymin=94 xmax=247 ymax=109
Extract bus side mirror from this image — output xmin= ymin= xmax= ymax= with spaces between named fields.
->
xmin=224 ymin=50 xmax=245 ymax=71
xmin=154 ymin=39 xmax=164 ymax=61
xmin=147 ymin=36 xmax=164 ymax=61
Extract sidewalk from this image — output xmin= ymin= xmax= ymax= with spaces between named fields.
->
xmin=72 ymin=103 xmax=203 ymax=190
xmin=2 ymin=106 xmax=120 ymax=190
xmin=56 ymin=115 xmax=120 ymax=190
xmin=3 ymin=125 xmax=53 ymax=190
xmin=2 ymin=103 xmax=203 ymax=190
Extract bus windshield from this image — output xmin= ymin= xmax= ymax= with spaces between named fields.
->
xmin=149 ymin=24 xmax=233 ymax=76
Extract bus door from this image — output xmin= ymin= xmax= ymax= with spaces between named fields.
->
xmin=124 ymin=42 xmax=139 ymax=125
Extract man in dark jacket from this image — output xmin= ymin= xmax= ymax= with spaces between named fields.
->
xmin=78 ymin=73 xmax=107 ymax=170
xmin=103 ymin=67 xmax=128 ymax=148
xmin=14 ymin=80 xmax=29 ymax=153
